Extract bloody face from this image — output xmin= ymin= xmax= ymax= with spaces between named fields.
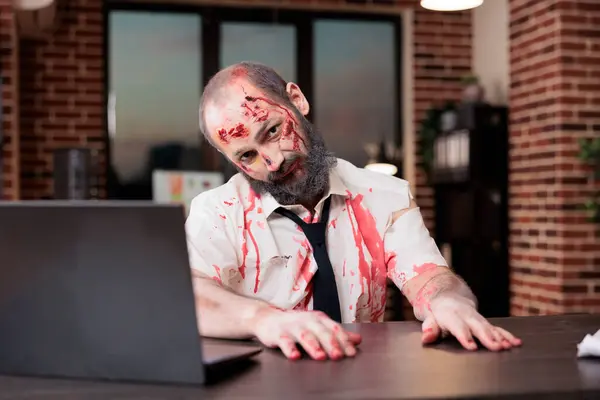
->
xmin=204 ymin=82 xmax=335 ymax=206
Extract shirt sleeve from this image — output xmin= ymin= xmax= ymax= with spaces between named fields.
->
xmin=384 ymin=195 xmax=448 ymax=291
xmin=184 ymin=194 xmax=240 ymax=288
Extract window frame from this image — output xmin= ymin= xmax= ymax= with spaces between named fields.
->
xmin=103 ymin=2 xmax=403 ymax=194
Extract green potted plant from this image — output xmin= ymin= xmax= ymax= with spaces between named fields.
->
xmin=461 ymin=73 xmax=485 ymax=103
xmin=578 ymin=137 xmax=600 ymax=223
xmin=417 ymin=101 xmax=457 ymax=181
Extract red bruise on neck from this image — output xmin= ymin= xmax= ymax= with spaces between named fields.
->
xmin=218 ymin=123 xmax=250 ymax=144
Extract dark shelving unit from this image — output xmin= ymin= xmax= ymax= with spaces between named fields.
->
xmin=433 ymin=103 xmax=510 ymax=318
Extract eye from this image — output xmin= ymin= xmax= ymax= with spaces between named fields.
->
xmin=267 ymin=124 xmax=280 ymax=138
xmin=239 ymin=151 xmax=256 ymax=163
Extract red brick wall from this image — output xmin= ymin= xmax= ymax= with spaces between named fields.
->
xmin=509 ymin=0 xmax=600 ymax=315
xmin=0 ymin=0 xmax=20 ymax=200
xmin=413 ymin=7 xmax=472 ymax=231
xmin=3 ymin=0 xmax=469 ymax=323
xmin=6 ymin=1 xmax=472 ymax=322
xmin=6 ymin=0 xmax=470 ymax=216
xmin=18 ymin=0 xmax=105 ymax=199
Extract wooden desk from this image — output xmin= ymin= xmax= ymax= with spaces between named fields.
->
xmin=1 ymin=314 xmax=599 ymax=399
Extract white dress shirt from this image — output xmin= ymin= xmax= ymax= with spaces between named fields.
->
xmin=185 ymin=158 xmax=447 ymax=323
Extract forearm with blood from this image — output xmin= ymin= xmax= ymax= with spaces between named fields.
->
xmin=410 ymin=271 xmax=477 ymax=321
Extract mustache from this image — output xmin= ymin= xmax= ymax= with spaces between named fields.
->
xmin=268 ymin=155 xmax=304 ymax=182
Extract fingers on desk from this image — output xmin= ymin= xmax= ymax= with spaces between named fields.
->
xmin=459 ymin=315 xmax=522 ymax=352
xmin=466 ymin=316 xmax=503 ymax=351
xmin=296 ymin=329 xmax=327 ymax=360
xmin=444 ymin=316 xmax=479 ymax=351
xmin=347 ymin=331 xmax=363 ymax=345
xmin=421 ymin=316 xmax=442 ymax=344
xmin=301 ymin=313 xmax=360 ymax=359
xmin=495 ymin=326 xmax=522 ymax=347
xmin=278 ymin=334 xmax=301 ymax=360
xmin=320 ymin=318 xmax=360 ymax=356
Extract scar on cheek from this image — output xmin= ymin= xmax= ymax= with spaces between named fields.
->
xmin=261 ymin=154 xmax=272 ymax=165
xmin=238 ymin=156 xmax=260 ymax=173
xmin=239 ymin=164 xmax=251 ymax=173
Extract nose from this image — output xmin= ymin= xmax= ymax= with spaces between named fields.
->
xmin=261 ymin=148 xmax=284 ymax=172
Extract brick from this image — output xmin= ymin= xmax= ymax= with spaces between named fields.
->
xmin=0 ymin=2 xmax=18 ymax=199
xmin=10 ymin=1 xmax=105 ymax=199
xmin=509 ymin=0 xmax=600 ymax=315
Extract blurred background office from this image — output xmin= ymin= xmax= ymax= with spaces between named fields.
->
xmin=1 ymin=0 xmax=598 ymax=320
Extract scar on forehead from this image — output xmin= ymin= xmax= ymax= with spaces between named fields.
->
xmin=229 ymin=66 xmax=247 ymax=81
xmin=217 ymin=123 xmax=250 ymax=144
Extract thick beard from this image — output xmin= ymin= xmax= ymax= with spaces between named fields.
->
xmin=238 ymin=112 xmax=337 ymax=206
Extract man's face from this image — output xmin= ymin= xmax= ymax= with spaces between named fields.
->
xmin=204 ymin=80 xmax=335 ymax=205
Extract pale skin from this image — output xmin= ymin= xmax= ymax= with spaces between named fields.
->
xmin=194 ymin=72 xmax=522 ymax=360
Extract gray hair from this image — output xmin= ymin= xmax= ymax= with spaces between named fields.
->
xmin=198 ymin=61 xmax=293 ymax=145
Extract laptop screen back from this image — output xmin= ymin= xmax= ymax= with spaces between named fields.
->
xmin=0 ymin=202 xmax=205 ymax=384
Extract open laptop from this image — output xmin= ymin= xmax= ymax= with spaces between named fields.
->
xmin=0 ymin=201 xmax=262 ymax=385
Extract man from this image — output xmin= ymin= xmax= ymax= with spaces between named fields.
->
xmin=186 ymin=62 xmax=521 ymax=361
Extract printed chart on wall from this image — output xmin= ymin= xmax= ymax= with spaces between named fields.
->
xmin=152 ymin=170 xmax=224 ymax=215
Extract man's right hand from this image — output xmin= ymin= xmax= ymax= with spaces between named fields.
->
xmin=248 ymin=307 xmax=362 ymax=361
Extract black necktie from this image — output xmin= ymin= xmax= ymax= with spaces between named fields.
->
xmin=274 ymin=197 xmax=342 ymax=323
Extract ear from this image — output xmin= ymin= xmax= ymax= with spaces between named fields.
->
xmin=286 ymin=82 xmax=310 ymax=116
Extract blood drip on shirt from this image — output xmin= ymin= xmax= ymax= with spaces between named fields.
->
xmin=345 ymin=191 xmax=388 ymax=322
xmin=293 ymin=284 xmax=313 ymax=311
xmin=413 ymin=262 xmax=438 ymax=275
xmin=212 ymin=265 xmax=222 ymax=285
xmin=386 ymin=251 xmax=407 ymax=287
xmin=292 ymin=238 xmax=313 ymax=292
xmin=240 ymin=189 xmax=261 ymax=293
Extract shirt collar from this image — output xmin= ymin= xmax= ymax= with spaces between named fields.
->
xmin=261 ymin=168 xmax=348 ymax=218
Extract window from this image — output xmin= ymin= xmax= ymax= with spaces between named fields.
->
xmin=221 ymin=22 xmax=297 ymax=82
xmin=108 ymin=10 xmax=202 ymax=199
xmin=106 ymin=5 xmax=401 ymax=199
xmin=314 ymin=20 xmax=397 ymax=167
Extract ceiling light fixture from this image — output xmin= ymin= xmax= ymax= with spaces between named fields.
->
xmin=364 ymin=141 xmax=401 ymax=176
xmin=420 ymin=0 xmax=484 ymax=12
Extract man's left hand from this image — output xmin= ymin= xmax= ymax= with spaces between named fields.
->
xmin=421 ymin=294 xmax=522 ymax=351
